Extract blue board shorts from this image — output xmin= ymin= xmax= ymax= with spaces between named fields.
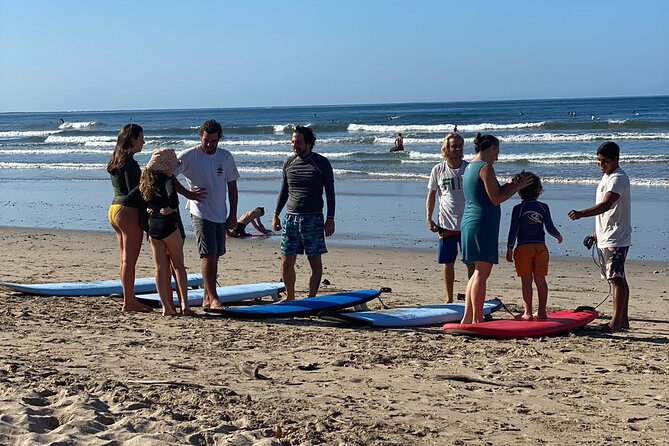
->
xmin=438 ymin=234 xmax=462 ymax=264
xmin=280 ymin=213 xmax=327 ymax=257
xmin=191 ymin=214 xmax=226 ymax=257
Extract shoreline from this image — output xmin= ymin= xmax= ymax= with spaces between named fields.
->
xmin=1 ymin=226 xmax=668 ymax=445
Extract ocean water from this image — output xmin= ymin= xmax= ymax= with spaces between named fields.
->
xmin=1 ymin=96 xmax=668 ymax=260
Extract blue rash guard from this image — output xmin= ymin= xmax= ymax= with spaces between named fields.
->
xmin=507 ymin=199 xmax=561 ymax=248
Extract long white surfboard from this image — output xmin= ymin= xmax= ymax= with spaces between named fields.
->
xmin=135 ymin=282 xmax=286 ymax=307
xmin=0 ymin=274 xmax=204 ymax=297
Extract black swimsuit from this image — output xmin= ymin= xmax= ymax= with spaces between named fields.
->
xmin=146 ymin=173 xmax=182 ymax=240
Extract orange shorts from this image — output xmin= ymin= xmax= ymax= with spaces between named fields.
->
xmin=513 ymin=243 xmax=549 ymax=277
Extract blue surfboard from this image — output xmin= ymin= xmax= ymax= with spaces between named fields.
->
xmin=204 ymin=289 xmax=381 ymax=319
xmin=136 ymin=282 xmax=285 ymax=308
xmin=0 ymin=274 xmax=203 ymax=297
xmin=321 ymin=299 xmax=502 ymax=327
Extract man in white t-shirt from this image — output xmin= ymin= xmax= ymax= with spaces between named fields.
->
xmin=177 ymin=119 xmax=240 ymax=310
xmin=426 ymin=129 xmax=475 ymax=303
xmin=568 ymin=141 xmax=631 ymax=332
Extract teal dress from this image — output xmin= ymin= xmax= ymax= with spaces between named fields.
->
xmin=461 ymin=161 xmax=501 ymax=264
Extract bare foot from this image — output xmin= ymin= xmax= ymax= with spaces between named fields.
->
xmin=181 ymin=307 xmax=195 ymax=316
xmin=520 ymin=313 xmax=533 ymax=321
xmin=444 ymin=299 xmax=454 ymax=304
xmin=208 ymin=299 xmax=226 ymax=310
xmin=122 ymin=300 xmax=154 ymax=313
xmin=533 ymin=312 xmax=547 ymax=320
xmin=277 ymin=297 xmax=295 ymax=303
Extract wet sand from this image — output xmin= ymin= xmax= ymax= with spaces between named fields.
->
xmin=0 ymin=227 xmax=667 ymax=445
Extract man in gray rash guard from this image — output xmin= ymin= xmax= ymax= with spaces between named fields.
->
xmin=272 ymin=125 xmax=336 ymax=301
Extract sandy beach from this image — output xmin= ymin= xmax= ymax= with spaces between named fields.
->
xmin=0 ymin=226 xmax=668 ymax=445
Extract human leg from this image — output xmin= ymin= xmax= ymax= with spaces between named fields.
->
xmin=461 ymin=261 xmax=493 ymax=324
xmin=600 ymin=247 xmax=630 ymax=331
xmin=443 ymin=263 xmax=455 ymax=303
xmin=149 ymin=237 xmax=177 ymax=316
xmin=163 ymin=231 xmax=193 ymax=316
xmin=192 ymin=215 xmax=225 ymax=309
xmin=280 ymin=255 xmax=297 ymax=301
xmin=534 ymin=275 xmax=548 ymax=319
xmin=438 ymin=235 xmax=459 ymax=303
xmin=520 ymin=275 xmax=534 ymax=320
xmin=609 ymin=277 xmax=629 ymax=331
xmin=307 ymin=255 xmax=323 ymax=297
xmin=115 ymin=207 xmax=152 ymax=312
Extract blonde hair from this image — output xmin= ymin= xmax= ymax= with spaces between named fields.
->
xmin=139 ymin=168 xmax=157 ymax=202
xmin=440 ymin=126 xmax=464 ymax=159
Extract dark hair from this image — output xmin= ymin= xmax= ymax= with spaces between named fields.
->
xmin=473 ymin=133 xmax=499 ymax=153
xmin=597 ymin=141 xmax=620 ymax=160
xmin=199 ymin=119 xmax=223 ymax=138
xmin=294 ymin=125 xmax=316 ymax=148
xmin=518 ymin=172 xmax=542 ymax=200
xmin=106 ymin=123 xmax=143 ymax=173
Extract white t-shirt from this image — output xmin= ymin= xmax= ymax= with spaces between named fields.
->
xmin=427 ymin=160 xmax=468 ymax=230
xmin=176 ymin=146 xmax=240 ymax=223
xmin=595 ymin=167 xmax=631 ymax=248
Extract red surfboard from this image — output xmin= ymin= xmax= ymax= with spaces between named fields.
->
xmin=442 ymin=309 xmax=598 ymax=339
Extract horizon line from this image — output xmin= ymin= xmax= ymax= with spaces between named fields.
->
xmin=2 ymin=93 xmax=668 ymax=115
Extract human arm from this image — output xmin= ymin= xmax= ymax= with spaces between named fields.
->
xmin=323 ymin=159 xmax=336 ymax=237
xmin=507 ymin=204 xmax=520 ymax=250
xmin=226 ymin=180 xmax=238 ymax=229
xmin=481 ymin=166 xmax=532 ymax=206
xmin=542 ymin=205 xmax=563 ymax=243
xmin=425 ymin=189 xmax=441 ymax=233
xmin=251 ymin=218 xmax=271 ymax=234
xmin=273 ymin=163 xmax=289 ymax=231
xmin=568 ymin=191 xmax=620 ymax=220
xmin=173 ymin=176 xmax=207 ymax=201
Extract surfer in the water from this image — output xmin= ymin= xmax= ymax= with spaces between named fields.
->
xmin=506 ymin=173 xmax=563 ymax=320
xmin=426 ymin=126 xmax=474 ymax=303
xmin=391 ymin=133 xmax=404 ymax=152
xmin=568 ymin=141 xmax=631 ymax=332
xmin=272 ymin=125 xmax=336 ymax=301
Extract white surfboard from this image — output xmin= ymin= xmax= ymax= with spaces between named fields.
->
xmin=135 ymin=282 xmax=285 ymax=307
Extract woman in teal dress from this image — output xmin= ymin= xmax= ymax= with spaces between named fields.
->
xmin=460 ymin=133 xmax=532 ymax=324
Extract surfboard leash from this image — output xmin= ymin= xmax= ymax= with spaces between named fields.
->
xmin=589 ymin=244 xmax=612 ymax=310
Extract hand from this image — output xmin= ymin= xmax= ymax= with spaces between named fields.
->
xmin=324 ymin=218 xmax=335 ymax=237
xmin=514 ymin=172 xmax=533 ymax=190
xmin=567 ymin=209 xmax=582 ymax=220
xmin=272 ymin=213 xmax=281 ymax=231
xmin=160 ymin=207 xmax=175 ymax=215
xmin=427 ymin=218 xmax=439 ymax=233
xmin=189 ymin=186 xmax=207 ymax=202
xmin=556 ymin=234 xmax=563 ymax=244
xmin=506 ymin=248 xmax=513 ymax=262
xmin=226 ymin=215 xmax=238 ymax=230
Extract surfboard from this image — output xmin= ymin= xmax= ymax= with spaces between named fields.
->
xmin=135 ymin=282 xmax=285 ymax=308
xmin=0 ymin=274 xmax=204 ymax=297
xmin=204 ymin=289 xmax=381 ymax=319
xmin=321 ymin=299 xmax=502 ymax=327
xmin=441 ymin=309 xmax=599 ymax=339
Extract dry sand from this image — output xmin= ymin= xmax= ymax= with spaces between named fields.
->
xmin=0 ymin=227 xmax=667 ymax=445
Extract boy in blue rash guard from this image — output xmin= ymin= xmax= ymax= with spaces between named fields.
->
xmin=506 ymin=173 xmax=563 ymax=320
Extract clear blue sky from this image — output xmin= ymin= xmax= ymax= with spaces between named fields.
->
xmin=1 ymin=0 xmax=668 ymax=112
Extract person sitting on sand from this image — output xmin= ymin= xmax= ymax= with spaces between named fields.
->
xmin=506 ymin=173 xmax=563 ymax=320
xmin=138 ymin=148 xmax=193 ymax=317
xmin=229 ymin=207 xmax=272 ymax=237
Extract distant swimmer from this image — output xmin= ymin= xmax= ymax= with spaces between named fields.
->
xmin=632 ymin=110 xmax=639 ymax=115
xmin=591 ymin=114 xmax=596 ymax=121
xmin=59 ymin=118 xmax=65 ymax=124
xmin=519 ymin=111 xmax=524 ymax=116
xmin=390 ymin=132 xmax=404 ymax=152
